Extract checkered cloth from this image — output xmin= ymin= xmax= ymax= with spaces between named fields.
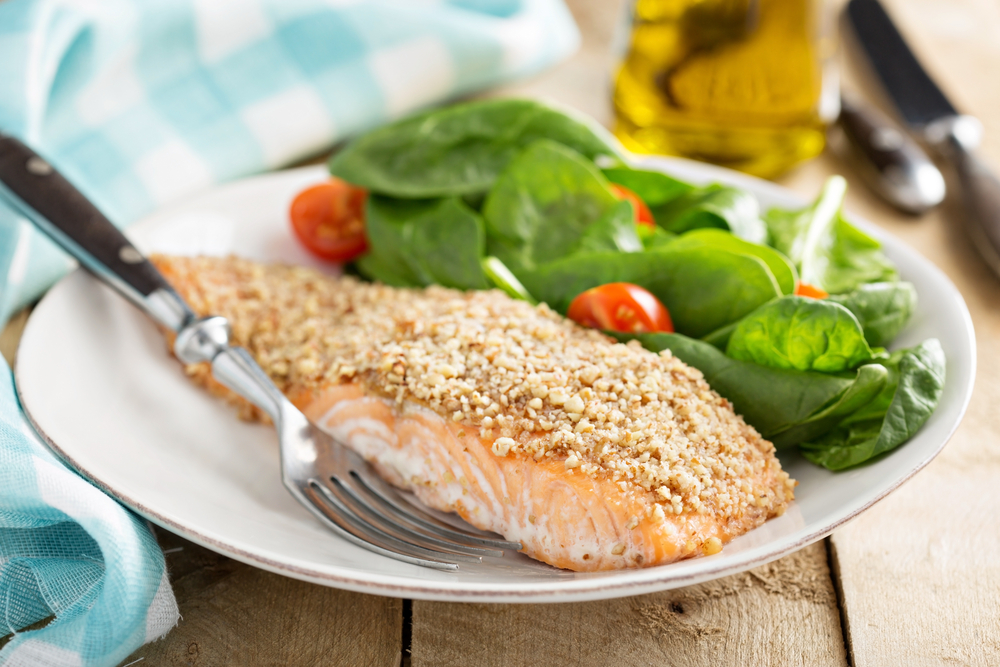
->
xmin=0 ymin=1 xmax=579 ymax=664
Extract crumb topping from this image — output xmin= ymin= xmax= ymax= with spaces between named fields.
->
xmin=156 ymin=255 xmax=794 ymax=521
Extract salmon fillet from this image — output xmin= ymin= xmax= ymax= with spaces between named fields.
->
xmin=152 ymin=255 xmax=795 ymax=572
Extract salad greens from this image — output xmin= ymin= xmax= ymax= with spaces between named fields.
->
xmin=516 ymin=246 xmax=780 ymax=338
xmin=725 ymin=296 xmax=874 ymax=373
xmin=483 ymin=140 xmax=639 ymax=271
xmin=357 ymin=196 xmax=489 ymax=290
xmin=330 ymin=97 xmax=946 ymax=471
xmin=328 ymin=98 xmax=621 ymax=198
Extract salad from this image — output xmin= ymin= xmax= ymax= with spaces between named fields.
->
xmin=288 ymin=98 xmax=945 ymax=472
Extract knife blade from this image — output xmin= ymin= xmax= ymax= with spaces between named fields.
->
xmin=847 ymin=0 xmax=1000 ymax=277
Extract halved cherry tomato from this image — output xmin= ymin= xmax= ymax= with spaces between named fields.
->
xmin=289 ymin=178 xmax=369 ymax=262
xmin=567 ymin=283 xmax=674 ymax=334
xmin=610 ymin=184 xmax=656 ymax=228
xmin=795 ymin=282 xmax=829 ymax=299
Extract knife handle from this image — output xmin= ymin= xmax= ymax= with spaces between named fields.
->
xmin=924 ymin=116 xmax=1000 ymax=277
xmin=838 ymin=95 xmax=945 ymax=214
xmin=0 ymin=134 xmax=195 ymax=332
xmin=947 ymin=144 xmax=1000 ymax=277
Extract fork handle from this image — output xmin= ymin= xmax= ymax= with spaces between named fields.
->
xmin=0 ymin=134 xmax=195 ymax=332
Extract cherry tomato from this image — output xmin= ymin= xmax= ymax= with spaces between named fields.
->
xmin=567 ymin=283 xmax=674 ymax=334
xmin=795 ymin=282 xmax=829 ymax=299
xmin=289 ymin=178 xmax=369 ymax=262
xmin=610 ymin=184 xmax=656 ymax=228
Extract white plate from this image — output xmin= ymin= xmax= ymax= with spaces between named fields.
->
xmin=15 ymin=160 xmax=976 ymax=603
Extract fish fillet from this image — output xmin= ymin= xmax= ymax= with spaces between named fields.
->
xmin=152 ymin=255 xmax=795 ymax=571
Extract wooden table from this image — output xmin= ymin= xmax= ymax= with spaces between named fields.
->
xmin=4 ymin=0 xmax=998 ymax=664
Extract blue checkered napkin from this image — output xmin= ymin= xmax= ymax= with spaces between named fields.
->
xmin=0 ymin=0 xmax=580 ymax=664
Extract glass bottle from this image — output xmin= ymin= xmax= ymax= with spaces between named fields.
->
xmin=612 ymin=0 xmax=838 ymax=178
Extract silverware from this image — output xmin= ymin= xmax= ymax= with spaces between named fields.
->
xmin=837 ymin=91 xmax=945 ymax=214
xmin=847 ymin=0 xmax=1000 ymax=276
xmin=0 ymin=134 xmax=520 ymax=570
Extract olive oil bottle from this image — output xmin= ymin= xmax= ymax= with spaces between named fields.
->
xmin=613 ymin=0 xmax=838 ymax=178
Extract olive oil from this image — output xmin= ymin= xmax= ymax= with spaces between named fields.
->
xmin=613 ymin=0 xmax=837 ymax=178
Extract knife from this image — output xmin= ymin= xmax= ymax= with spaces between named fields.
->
xmin=847 ymin=0 xmax=1000 ymax=276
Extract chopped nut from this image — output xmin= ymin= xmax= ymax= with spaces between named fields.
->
xmin=703 ymin=536 xmax=723 ymax=556
xmin=564 ymin=395 xmax=585 ymax=414
xmin=492 ymin=437 xmax=515 ymax=457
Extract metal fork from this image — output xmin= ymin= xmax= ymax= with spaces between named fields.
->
xmin=0 ymin=135 xmax=521 ymax=570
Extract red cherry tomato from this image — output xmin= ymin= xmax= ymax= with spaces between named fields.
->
xmin=289 ymin=178 xmax=369 ymax=262
xmin=795 ymin=282 xmax=829 ymax=299
xmin=567 ymin=283 xmax=674 ymax=334
xmin=610 ymin=184 xmax=656 ymax=228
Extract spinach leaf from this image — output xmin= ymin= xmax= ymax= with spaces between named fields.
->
xmin=821 ymin=217 xmax=898 ymax=294
xmin=328 ymin=98 xmax=622 ymax=198
xmin=801 ymin=339 xmax=946 ymax=470
xmin=354 ymin=251 xmax=420 ymax=288
xmin=726 ymin=296 xmax=874 ymax=373
xmin=482 ymin=256 xmax=537 ymax=304
xmin=653 ymin=184 xmax=768 ymax=245
xmin=575 ymin=200 xmax=643 ymax=254
xmin=518 ymin=246 xmax=781 ymax=338
xmin=769 ymin=364 xmax=888 ymax=448
xmin=668 ymin=228 xmax=798 ymax=295
xmin=701 ymin=321 xmax=738 ymax=349
xmin=764 ymin=176 xmax=896 ymax=293
xmin=764 ymin=176 xmax=846 ymax=268
xmin=828 ymin=282 xmax=917 ymax=348
xmin=602 ymin=166 xmax=693 ymax=206
xmin=357 ymin=196 xmax=489 ymax=290
xmin=620 ymin=332 xmax=881 ymax=441
xmin=483 ymin=140 xmax=625 ymax=272
xmin=638 ymin=224 xmax=676 ymax=249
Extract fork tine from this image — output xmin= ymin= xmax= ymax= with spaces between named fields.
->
xmin=308 ymin=480 xmax=483 ymax=565
xmin=296 ymin=481 xmax=460 ymax=571
xmin=332 ymin=475 xmax=505 ymax=558
xmin=350 ymin=470 xmax=523 ymax=552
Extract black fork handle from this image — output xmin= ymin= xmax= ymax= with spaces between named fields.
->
xmin=0 ymin=134 xmax=194 ymax=331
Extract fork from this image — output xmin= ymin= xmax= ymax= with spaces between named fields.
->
xmin=0 ymin=135 xmax=521 ymax=570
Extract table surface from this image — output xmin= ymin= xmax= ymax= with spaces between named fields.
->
xmin=5 ymin=0 xmax=1000 ymax=664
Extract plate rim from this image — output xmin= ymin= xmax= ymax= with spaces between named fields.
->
xmin=14 ymin=160 xmax=977 ymax=603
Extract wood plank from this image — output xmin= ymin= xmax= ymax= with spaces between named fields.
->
xmin=0 ymin=308 xmax=29 ymax=367
xmin=120 ymin=528 xmax=402 ymax=667
xmin=411 ymin=542 xmax=847 ymax=667
xmin=776 ymin=1 xmax=1000 ymax=665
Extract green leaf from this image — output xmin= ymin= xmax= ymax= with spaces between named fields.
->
xmin=667 ymin=228 xmax=798 ymax=295
xmin=764 ymin=176 xmax=897 ymax=294
xmin=517 ymin=246 xmax=782 ymax=338
xmin=328 ymin=98 xmax=622 ymax=198
xmin=700 ymin=321 xmax=738 ymax=350
xmin=726 ymin=296 xmax=874 ymax=373
xmin=821 ymin=217 xmax=899 ymax=294
xmin=769 ymin=364 xmax=889 ymax=448
xmin=619 ymin=332 xmax=878 ymax=441
xmin=483 ymin=140 xmax=625 ymax=271
xmin=828 ymin=282 xmax=917 ymax=348
xmin=354 ymin=251 xmax=421 ymax=288
xmin=358 ymin=196 xmax=489 ymax=290
xmin=602 ymin=166 xmax=694 ymax=206
xmin=482 ymin=256 xmax=537 ymax=304
xmin=801 ymin=339 xmax=946 ymax=470
xmin=653 ymin=184 xmax=768 ymax=245
xmin=638 ymin=224 xmax=676 ymax=249
xmin=575 ymin=200 xmax=643 ymax=254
